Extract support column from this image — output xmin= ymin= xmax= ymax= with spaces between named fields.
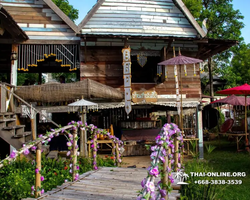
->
xmin=197 ymin=105 xmax=204 ymax=159
xmin=11 ymin=44 xmax=18 ymax=86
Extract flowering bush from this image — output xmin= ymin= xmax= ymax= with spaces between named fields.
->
xmin=137 ymin=123 xmax=184 ymax=200
xmin=0 ymin=155 xmax=116 ymax=200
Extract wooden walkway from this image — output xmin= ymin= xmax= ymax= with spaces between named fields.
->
xmin=27 ymin=167 xmax=180 ymax=200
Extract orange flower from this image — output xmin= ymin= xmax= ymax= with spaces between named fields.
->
xmin=110 ymin=156 xmax=114 ymax=159
xmin=64 ymin=166 xmax=68 ymax=170
xmin=54 ymin=172 xmax=57 ymax=176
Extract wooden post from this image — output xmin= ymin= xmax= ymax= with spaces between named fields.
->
xmin=72 ymin=129 xmax=78 ymax=181
xmin=1 ymin=84 xmax=6 ymax=113
xmin=11 ymin=44 xmax=18 ymax=86
xmin=161 ymin=149 xmax=169 ymax=200
xmin=112 ymin=142 xmax=115 ymax=162
xmin=80 ymin=111 xmax=87 ymax=157
xmin=93 ymin=130 xmax=97 ymax=170
xmin=115 ymin=143 xmax=119 ymax=166
xmin=35 ymin=142 xmax=42 ymax=198
xmin=174 ymin=137 xmax=179 ymax=172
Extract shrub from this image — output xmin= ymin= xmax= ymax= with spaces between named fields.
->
xmin=0 ymin=154 xmax=115 ymax=199
xmin=180 ymin=160 xmax=224 ymax=200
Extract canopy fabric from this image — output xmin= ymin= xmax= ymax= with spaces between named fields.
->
xmin=68 ymin=99 xmax=98 ymax=107
xmin=158 ymin=55 xmax=203 ymax=65
xmin=210 ymin=95 xmax=250 ymax=106
xmin=216 ymin=83 xmax=250 ymax=95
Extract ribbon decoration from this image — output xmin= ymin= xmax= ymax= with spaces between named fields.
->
xmin=157 ymin=65 xmax=162 ymax=77
xmin=122 ymin=47 xmax=132 ymax=116
xmin=165 ymin=66 xmax=168 ymax=78
xmin=193 ymin=63 xmax=196 ymax=76
xmin=184 ymin=64 xmax=187 ymax=76
xmin=200 ymin=62 xmax=204 ymax=73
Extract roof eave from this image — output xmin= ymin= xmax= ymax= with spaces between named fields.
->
xmin=174 ymin=0 xmax=206 ymax=38
xmin=43 ymin=0 xmax=78 ymax=33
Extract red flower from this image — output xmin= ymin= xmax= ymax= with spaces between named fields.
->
xmin=105 ymin=155 xmax=108 ymax=158
xmin=110 ymin=156 xmax=114 ymax=159
xmin=54 ymin=172 xmax=57 ymax=176
xmin=64 ymin=166 xmax=68 ymax=170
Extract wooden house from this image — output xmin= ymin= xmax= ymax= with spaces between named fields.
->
xmin=77 ymin=0 xmax=237 ymax=135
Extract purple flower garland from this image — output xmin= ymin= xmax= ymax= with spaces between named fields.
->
xmin=5 ymin=120 xmax=124 ymax=197
xmin=137 ymin=123 xmax=184 ymax=200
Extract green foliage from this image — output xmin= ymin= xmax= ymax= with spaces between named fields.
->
xmin=182 ymin=0 xmax=202 ymax=18
xmin=52 ymin=72 xmax=78 ymax=83
xmin=205 ymin=144 xmax=217 ymax=154
xmin=0 ymin=154 xmax=115 ymax=199
xmin=183 ymin=0 xmax=245 ymax=92
xmin=189 ymin=140 xmax=199 ymax=159
xmin=52 ymin=0 xmax=79 ymax=21
xmin=180 ymin=160 xmax=223 ymax=200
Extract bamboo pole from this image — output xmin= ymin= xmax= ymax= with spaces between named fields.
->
xmin=174 ymin=137 xmax=179 ymax=172
xmin=35 ymin=142 xmax=42 ymax=198
xmin=72 ymin=129 xmax=77 ymax=181
xmin=161 ymin=149 xmax=169 ymax=200
xmin=115 ymin=143 xmax=119 ymax=166
xmin=168 ymin=148 xmax=171 ymax=169
xmin=31 ymin=118 xmax=36 ymax=140
xmin=93 ymin=130 xmax=97 ymax=170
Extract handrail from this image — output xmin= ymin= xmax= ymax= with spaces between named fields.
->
xmin=0 ymin=84 xmax=59 ymax=127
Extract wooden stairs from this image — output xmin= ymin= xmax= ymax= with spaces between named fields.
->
xmin=0 ymin=112 xmax=31 ymax=151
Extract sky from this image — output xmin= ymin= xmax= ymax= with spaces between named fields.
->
xmin=68 ymin=0 xmax=250 ymax=44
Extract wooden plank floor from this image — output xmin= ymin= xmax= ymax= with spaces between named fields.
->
xmin=30 ymin=167 xmax=180 ymax=200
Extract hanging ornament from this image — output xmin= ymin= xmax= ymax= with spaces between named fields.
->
xmin=157 ymin=65 xmax=162 ymax=77
xmin=193 ymin=63 xmax=196 ymax=76
xmin=184 ymin=64 xmax=187 ymax=76
xmin=200 ymin=62 xmax=204 ymax=73
xmin=165 ymin=65 xmax=168 ymax=78
xmin=174 ymin=65 xmax=177 ymax=77
xmin=137 ymin=53 xmax=147 ymax=67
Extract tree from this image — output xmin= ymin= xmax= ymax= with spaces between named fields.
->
xmin=183 ymin=0 xmax=245 ymax=95
xmin=52 ymin=0 xmax=79 ymax=21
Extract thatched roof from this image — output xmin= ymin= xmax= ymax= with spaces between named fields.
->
xmin=15 ymin=79 xmax=123 ymax=102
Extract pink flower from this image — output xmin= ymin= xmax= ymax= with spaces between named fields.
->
xmin=35 ymin=168 xmax=39 ymax=174
xmin=41 ymin=176 xmax=44 ymax=181
xmin=94 ymin=166 xmax=98 ymax=170
xmin=38 ymin=134 xmax=43 ymax=138
xmin=64 ymin=179 xmax=68 ymax=183
xmin=23 ymin=148 xmax=30 ymax=155
xmin=145 ymin=181 xmax=155 ymax=192
xmin=67 ymin=142 xmax=72 ymax=147
xmin=10 ymin=150 xmax=17 ymax=159
xmin=47 ymin=138 xmax=51 ymax=142
xmin=31 ymin=146 xmax=37 ymax=151
xmin=76 ymin=166 xmax=80 ymax=170
xmin=31 ymin=185 xmax=35 ymax=191
xmin=149 ymin=166 xmax=159 ymax=177
xmin=160 ymin=189 xmax=167 ymax=197
xmin=141 ymin=178 xmax=146 ymax=187
xmin=41 ymin=189 xmax=44 ymax=194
